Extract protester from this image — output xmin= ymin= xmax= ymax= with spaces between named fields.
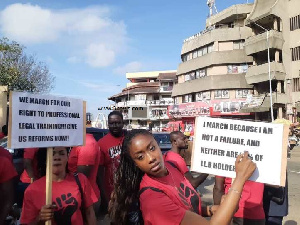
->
xmin=17 ymin=148 xmax=39 ymax=208
xmin=20 ymin=147 xmax=97 ymax=225
xmin=263 ymin=177 xmax=288 ymax=225
xmin=165 ymin=131 xmax=208 ymax=188
xmin=214 ymin=176 xmax=265 ymax=225
xmin=109 ymin=129 xmax=256 ymax=225
xmin=0 ymin=146 xmax=18 ymax=224
xmin=97 ymin=111 xmax=125 ymax=211
xmin=68 ymin=133 xmax=101 ymax=215
xmin=0 ymin=124 xmax=7 ymax=139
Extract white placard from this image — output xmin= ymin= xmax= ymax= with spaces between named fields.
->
xmin=8 ymin=92 xmax=85 ymax=148
xmin=191 ymin=117 xmax=288 ymax=186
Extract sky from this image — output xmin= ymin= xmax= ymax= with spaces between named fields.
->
xmin=0 ymin=0 xmax=254 ymax=120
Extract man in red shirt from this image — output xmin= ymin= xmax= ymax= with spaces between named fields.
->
xmin=20 ymin=148 xmax=40 ymax=183
xmin=68 ymin=133 xmax=101 ymax=214
xmin=0 ymin=147 xmax=18 ymax=224
xmin=164 ymin=131 xmax=208 ymax=189
xmin=98 ymin=111 xmax=125 ymax=212
xmin=214 ymin=176 xmax=265 ymax=225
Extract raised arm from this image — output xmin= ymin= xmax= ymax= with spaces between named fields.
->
xmin=181 ymin=152 xmax=256 ymax=225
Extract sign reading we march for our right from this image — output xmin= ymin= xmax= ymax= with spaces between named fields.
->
xmin=191 ymin=117 xmax=289 ymax=186
xmin=8 ymin=91 xmax=86 ymax=149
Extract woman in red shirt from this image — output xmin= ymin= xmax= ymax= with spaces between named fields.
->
xmin=20 ymin=147 xmax=97 ymax=225
xmin=109 ymin=129 xmax=256 ymax=225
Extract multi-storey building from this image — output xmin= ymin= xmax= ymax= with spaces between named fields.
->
xmin=170 ymin=4 xmax=255 ymax=136
xmin=240 ymin=0 xmax=300 ymax=122
xmin=108 ymin=70 xmax=177 ymax=131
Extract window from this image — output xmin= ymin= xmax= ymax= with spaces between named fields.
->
xmin=182 ymin=54 xmax=187 ymax=62
xmin=192 ymin=51 xmax=198 ymax=59
xmin=290 ymin=15 xmax=300 ymax=31
xmin=196 ymin=91 xmax=211 ymax=101
xmin=135 ymin=94 xmax=146 ymax=100
xmin=291 ymin=46 xmax=300 ymax=61
xmin=233 ymin=40 xmax=245 ymax=50
xmin=236 ymin=89 xmax=251 ymax=98
xmin=174 ymin=97 xmax=179 ymax=104
xmin=207 ymin=44 xmax=213 ymax=53
xmin=214 ymin=90 xmax=229 ymax=99
xmin=203 ymin=47 xmax=208 ymax=55
xmin=198 ymin=49 xmax=203 ymax=57
xmin=293 ymin=78 xmax=300 ymax=92
xmin=184 ymin=94 xmax=193 ymax=103
xmin=227 ymin=64 xmax=248 ymax=74
xmin=185 ymin=74 xmax=190 ymax=82
xmin=190 ymin=72 xmax=196 ymax=80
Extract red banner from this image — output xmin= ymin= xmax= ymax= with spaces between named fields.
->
xmin=168 ymin=99 xmax=250 ymax=119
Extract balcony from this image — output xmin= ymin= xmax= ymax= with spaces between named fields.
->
xmin=177 ymin=50 xmax=253 ymax=75
xmin=245 ymin=62 xmax=286 ymax=84
xmin=244 ymin=30 xmax=284 ymax=55
xmin=146 ymin=99 xmax=174 ymax=106
xmin=159 ymin=86 xmax=173 ymax=92
xmin=172 ymin=74 xmax=252 ymax=97
xmin=240 ymin=92 xmax=288 ymax=113
xmin=206 ymin=4 xmax=254 ymax=27
xmin=181 ymin=26 xmax=252 ymax=55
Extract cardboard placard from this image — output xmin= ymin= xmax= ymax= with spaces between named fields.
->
xmin=191 ymin=117 xmax=288 ymax=186
xmin=8 ymin=91 xmax=86 ymax=148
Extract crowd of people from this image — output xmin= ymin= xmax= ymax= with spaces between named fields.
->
xmin=0 ymin=111 xmax=289 ymax=225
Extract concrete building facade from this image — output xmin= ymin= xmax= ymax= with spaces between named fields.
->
xmin=170 ymin=4 xmax=255 ymax=135
xmin=240 ymin=0 xmax=300 ymax=122
xmin=109 ymin=70 xmax=177 ymax=131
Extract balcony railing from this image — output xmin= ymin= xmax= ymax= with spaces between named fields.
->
xmin=160 ymin=86 xmax=173 ymax=92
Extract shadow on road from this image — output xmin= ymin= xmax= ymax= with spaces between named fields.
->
xmin=284 ymin=220 xmax=298 ymax=225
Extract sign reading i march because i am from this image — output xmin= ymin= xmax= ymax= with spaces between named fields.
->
xmin=191 ymin=117 xmax=289 ymax=186
xmin=8 ymin=92 xmax=86 ymax=149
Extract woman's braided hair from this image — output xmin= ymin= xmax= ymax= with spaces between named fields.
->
xmin=109 ymin=129 xmax=153 ymax=224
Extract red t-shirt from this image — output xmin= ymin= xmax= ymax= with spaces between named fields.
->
xmin=0 ymin=132 xmax=5 ymax=139
xmin=68 ymin=133 xmax=101 ymax=198
xmin=20 ymin=173 xmax=97 ymax=225
xmin=98 ymin=132 xmax=124 ymax=199
xmin=140 ymin=162 xmax=202 ymax=225
xmin=0 ymin=148 xmax=18 ymax=183
xmin=0 ymin=146 xmax=13 ymax=161
xmin=224 ymin=177 xmax=265 ymax=219
xmin=164 ymin=151 xmax=189 ymax=175
xmin=20 ymin=148 xmax=39 ymax=183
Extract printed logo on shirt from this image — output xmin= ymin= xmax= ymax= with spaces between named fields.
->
xmin=108 ymin=145 xmax=122 ymax=159
xmin=178 ymin=183 xmax=200 ymax=214
xmin=53 ymin=193 xmax=79 ymax=225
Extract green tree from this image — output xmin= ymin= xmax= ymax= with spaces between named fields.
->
xmin=0 ymin=37 xmax=55 ymax=92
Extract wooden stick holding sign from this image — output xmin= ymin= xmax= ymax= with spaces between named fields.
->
xmin=45 ymin=147 xmax=53 ymax=225
xmin=8 ymin=91 xmax=86 ymax=224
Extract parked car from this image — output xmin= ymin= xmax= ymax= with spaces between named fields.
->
xmin=152 ymin=132 xmax=171 ymax=153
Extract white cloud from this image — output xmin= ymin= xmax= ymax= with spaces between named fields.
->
xmin=85 ymin=43 xmax=115 ymax=68
xmin=0 ymin=3 xmax=128 ymax=67
xmin=113 ymin=61 xmax=143 ymax=75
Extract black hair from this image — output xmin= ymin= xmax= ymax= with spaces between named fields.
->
xmin=37 ymin=147 xmax=71 ymax=177
xmin=2 ymin=125 xmax=7 ymax=136
xmin=169 ymin=131 xmax=184 ymax=142
xmin=109 ymin=129 xmax=153 ymax=224
xmin=108 ymin=111 xmax=123 ymax=121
